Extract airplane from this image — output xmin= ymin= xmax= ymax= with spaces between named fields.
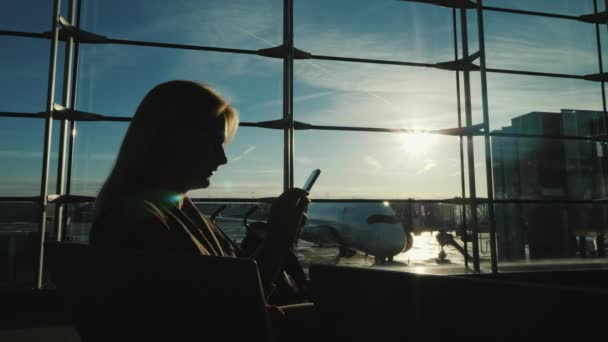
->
xmin=210 ymin=201 xmax=414 ymax=264
xmin=299 ymin=202 xmax=414 ymax=264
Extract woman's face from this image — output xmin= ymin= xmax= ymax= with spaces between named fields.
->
xmin=178 ymin=115 xmax=229 ymax=191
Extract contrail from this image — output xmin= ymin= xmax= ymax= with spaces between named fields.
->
xmin=236 ymin=28 xmax=397 ymax=109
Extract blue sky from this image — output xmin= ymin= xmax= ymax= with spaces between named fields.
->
xmin=1 ymin=0 xmax=606 ymax=199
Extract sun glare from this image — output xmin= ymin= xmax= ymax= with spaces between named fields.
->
xmin=398 ymin=132 xmax=438 ymax=156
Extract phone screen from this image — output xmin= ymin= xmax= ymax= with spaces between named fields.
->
xmin=303 ymin=169 xmax=321 ymax=192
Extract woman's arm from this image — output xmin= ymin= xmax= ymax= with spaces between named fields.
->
xmin=252 ymin=188 xmax=309 ymax=297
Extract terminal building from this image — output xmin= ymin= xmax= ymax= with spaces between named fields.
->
xmin=492 ymin=109 xmax=608 ymax=260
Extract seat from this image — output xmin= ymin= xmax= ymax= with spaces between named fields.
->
xmin=45 ymin=241 xmax=273 ymax=342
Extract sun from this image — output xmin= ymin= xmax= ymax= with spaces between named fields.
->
xmin=398 ymin=132 xmax=438 ymax=157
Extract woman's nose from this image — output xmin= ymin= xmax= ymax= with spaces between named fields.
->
xmin=218 ymin=145 xmax=228 ymax=165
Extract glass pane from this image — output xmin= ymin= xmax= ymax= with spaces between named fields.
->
xmin=295 ymin=0 xmax=455 ymax=62
xmin=76 ymin=44 xmax=282 ymax=121
xmin=63 ymin=122 xmax=143 ymax=243
xmin=0 ymin=201 xmax=39 ymax=288
xmin=70 ymin=125 xmax=284 ymax=200
xmin=495 ymin=203 xmax=608 ymax=270
xmin=484 ymin=0 xmax=594 ymax=16
xmin=293 ymin=200 xmax=469 ymax=274
xmin=0 ymin=37 xmax=49 ymax=113
xmin=599 ymin=0 xmax=608 ymax=74
xmin=295 ymin=60 xmax=458 ymax=130
xmin=70 ymin=121 xmax=129 ymax=196
xmin=0 ymin=118 xmax=46 ymax=197
xmin=64 ymin=201 xmax=96 ymax=243
xmin=487 ymin=74 xmax=604 ymax=135
xmin=195 ymin=201 xmax=271 ymax=245
xmin=81 ymin=0 xmax=281 ymax=50
xmin=492 ymin=137 xmax=608 ymax=201
xmin=295 ymin=130 xmax=461 ymax=199
xmin=1 ymin=1 xmax=52 ymax=32
xmin=190 ymin=127 xmax=283 ymax=199
xmin=484 ymin=11 xmax=598 ymax=75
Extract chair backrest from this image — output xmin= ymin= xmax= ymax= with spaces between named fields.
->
xmin=45 ymin=241 xmax=273 ymax=342
xmin=310 ymin=263 xmax=608 ymax=341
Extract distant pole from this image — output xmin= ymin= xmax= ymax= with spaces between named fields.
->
xmin=460 ymin=7 xmax=481 ymax=272
xmin=452 ymin=7 xmax=469 ymax=270
xmin=283 ymin=0 xmax=294 ymax=190
xmin=36 ymin=0 xmax=61 ymax=289
xmin=476 ymin=0 xmax=498 ymax=273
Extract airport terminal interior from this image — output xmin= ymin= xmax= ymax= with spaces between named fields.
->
xmin=2 ymin=0 xmax=608 ymax=340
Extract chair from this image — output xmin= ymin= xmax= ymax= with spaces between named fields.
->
xmin=45 ymin=241 xmax=273 ymax=342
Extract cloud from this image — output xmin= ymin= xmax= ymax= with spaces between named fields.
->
xmin=295 ymin=156 xmax=313 ymax=165
xmin=364 ymin=156 xmax=382 ymax=170
xmin=0 ymin=151 xmax=43 ymax=159
xmin=256 ymin=91 xmax=335 ymax=109
xmin=230 ymin=145 xmax=256 ymax=162
xmin=233 ymin=169 xmax=280 ymax=174
xmin=417 ymin=159 xmax=437 ymax=175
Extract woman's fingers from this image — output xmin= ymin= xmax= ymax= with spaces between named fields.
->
xmin=268 ymin=188 xmax=310 ymax=239
xmin=271 ymin=189 xmax=308 ymax=216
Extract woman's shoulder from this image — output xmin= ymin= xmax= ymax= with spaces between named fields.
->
xmin=89 ymin=196 xmax=172 ymax=247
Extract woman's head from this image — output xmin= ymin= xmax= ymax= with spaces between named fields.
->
xmin=103 ymin=80 xmax=239 ymax=195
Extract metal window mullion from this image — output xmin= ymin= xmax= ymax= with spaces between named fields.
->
xmin=453 ymin=8 xmax=468 ymax=270
xmin=0 ymin=112 xmax=45 ymax=119
xmin=36 ymin=0 xmax=61 ymax=289
xmin=594 ymin=0 xmax=608 ymax=133
xmin=593 ymin=0 xmax=608 ymax=205
xmin=0 ymin=30 xmax=48 ymax=39
xmin=460 ymin=8 xmax=480 ymax=272
xmin=62 ymin=0 xmax=83 ymax=238
xmin=3 ymin=28 xmax=597 ymax=82
xmin=476 ymin=0 xmax=498 ymax=274
xmin=54 ymin=0 xmax=78 ymax=242
xmin=283 ymin=0 xmax=294 ymax=190
xmin=481 ymin=6 xmax=578 ymax=21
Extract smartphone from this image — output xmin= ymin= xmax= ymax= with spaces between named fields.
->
xmin=303 ymin=169 xmax=321 ymax=192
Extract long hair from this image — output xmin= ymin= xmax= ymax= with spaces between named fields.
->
xmin=95 ymin=80 xmax=238 ymax=212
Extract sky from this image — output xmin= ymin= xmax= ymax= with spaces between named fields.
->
xmin=0 ymin=0 xmax=606 ymax=200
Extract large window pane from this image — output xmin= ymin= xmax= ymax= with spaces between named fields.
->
xmin=0 ymin=118 xmax=45 ymax=197
xmin=196 ymin=201 xmax=271 ymax=246
xmin=487 ymin=74 xmax=604 ymax=135
xmin=0 ymin=201 xmax=39 ymax=287
xmin=295 ymin=60 xmax=458 ymax=130
xmin=295 ymin=0 xmax=454 ymax=62
xmin=81 ymin=0 xmax=281 ymax=50
xmin=61 ymin=119 xmax=128 ymax=244
xmin=1 ymin=1 xmax=52 ymax=33
xmin=70 ymin=121 xmax=128 ymax=196
xmin=76 ymin=45 xmax=282 ymax=121
xmin=0 ymin=37 xmax=49 ymax=113
xmin=190 ymin=127 xmax=283 ymax=199
xmin=484 ymin=11 xmax=598 ymax=75
xmin=70 ymin=124 xmax=285 ymax=199
xmin=484 ymin=0 xmax=594 ymax=16
xmin=492 ymin=137 xmax=608 ymax=201
xmin=295 ymin=131 xmax=461 ymax=199
xmin=494 ymin=202 xmax=608 ymax=270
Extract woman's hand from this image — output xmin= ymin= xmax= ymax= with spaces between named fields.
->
xmin=267 ymin=188 xmax=310 ymax=247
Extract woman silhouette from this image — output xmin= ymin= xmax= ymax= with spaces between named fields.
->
xmin=90 ymin=80 xmax=310 ymax=297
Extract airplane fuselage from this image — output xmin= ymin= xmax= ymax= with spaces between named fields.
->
xmin=301 ymin=202 xmax=410 ymax=259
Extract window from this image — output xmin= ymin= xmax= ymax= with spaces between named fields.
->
xmin=2 ymin=0 xmax=608 ymax=289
